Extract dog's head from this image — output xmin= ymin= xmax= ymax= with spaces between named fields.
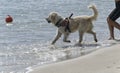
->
xmin=46 ymin=12 xmax=62 ymax=25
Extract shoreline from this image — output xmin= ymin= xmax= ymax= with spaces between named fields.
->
xmin=27 ymin=43 xmax=120 ymax=73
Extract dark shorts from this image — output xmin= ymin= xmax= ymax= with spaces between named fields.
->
xmin=109 ymin=1 xmax=120 ymax=21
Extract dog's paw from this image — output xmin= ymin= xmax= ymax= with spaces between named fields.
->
xmin=95 ymin=39 xmax=98 ymax=42
xmin=64 ymin=40 xmax=71 ymax=43
xmin=74 ymin=43 xmax=82 ymax=46
xmin=51 ymin=42 xmax=55 ymax=45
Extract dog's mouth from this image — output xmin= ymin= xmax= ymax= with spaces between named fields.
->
xmin=46 ymin=18 xmax=51 ymax=23
xmin=47 ymin=20 xmax=51 ymax=23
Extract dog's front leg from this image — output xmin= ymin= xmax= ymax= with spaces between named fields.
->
xmin=63 ymin=33 xmax=71 ymax=43
xmin=51 ymin=31 xmax=62 ymax=45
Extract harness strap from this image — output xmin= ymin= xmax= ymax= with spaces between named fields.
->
xmin=55 ymin=18 xmax=71 ymax=33
xmin=64 ymin=18 xmax=71 ymax=32
xmin=55 ymin=18 xmax=72 ymax=33
xmin=55 ymin=19 xmax=63 ymax=27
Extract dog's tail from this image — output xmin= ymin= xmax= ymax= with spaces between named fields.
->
xmin=88 ymin=4 xmax=98 ymax=21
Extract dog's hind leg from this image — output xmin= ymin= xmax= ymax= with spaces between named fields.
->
xmin=87 ymin=30 xmax=98 ymax=42
xmin=52 ymin=31 xmax=62 ymax=44
xmin=63 ymin=33 xmax=71 ymax=43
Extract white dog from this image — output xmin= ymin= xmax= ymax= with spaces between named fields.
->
xmin=46 ymin=5 xmax=98 ymax=45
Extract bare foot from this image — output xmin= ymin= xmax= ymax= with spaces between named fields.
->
xmin=108 ymin=37 xmax=115 ymax=40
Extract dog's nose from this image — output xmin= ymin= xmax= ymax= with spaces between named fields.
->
xmin=45 ymin=18 xmax=51 ymax=23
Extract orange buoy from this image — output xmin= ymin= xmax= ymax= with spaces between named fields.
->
xmin=5 ymin=15 xmax=13 ymax=23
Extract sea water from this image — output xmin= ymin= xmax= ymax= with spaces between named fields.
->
xmin=0 ymin=0 xmax=120 ymax=73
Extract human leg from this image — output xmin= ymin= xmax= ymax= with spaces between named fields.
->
xmin=107 ymin=8 xmax=120 ymax=39
xmin=107 ymin=17 xmax=115 ymax=40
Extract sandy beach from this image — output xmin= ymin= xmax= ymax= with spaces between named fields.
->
xmin=28 ymin=43 xmax=120 ymax=73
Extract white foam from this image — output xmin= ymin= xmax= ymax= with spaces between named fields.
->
xmin=6 ymin=23 xmax=13 ymax=26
